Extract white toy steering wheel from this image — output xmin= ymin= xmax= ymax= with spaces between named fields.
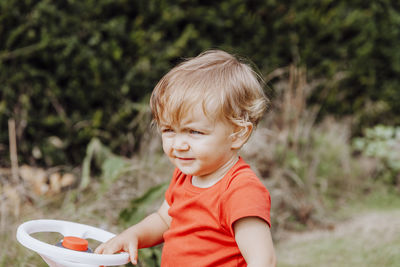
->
xmin=16 ymin=219 xmax=130 ymax=267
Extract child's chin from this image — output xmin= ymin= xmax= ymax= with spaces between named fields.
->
xmin=178 ymin=168 xmax=195 ymax=175
xmin=177 ymin=166 xmax=197 ymax=176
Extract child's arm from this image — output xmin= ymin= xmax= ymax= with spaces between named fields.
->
xmin=95 ymin=200 xmax=171 ymax=265
xmin=234 ymin=217 xmax=276 ymax=267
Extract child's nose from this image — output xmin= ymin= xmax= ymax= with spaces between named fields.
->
xmin=172 ymin=135 xmax=189 ymax=150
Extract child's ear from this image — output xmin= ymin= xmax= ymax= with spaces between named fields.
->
xmin=230 ymin=122 xmax=253 ymax=150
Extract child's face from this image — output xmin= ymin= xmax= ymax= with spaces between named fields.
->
xmin=160 ymin=105 xmax=238 ymax=181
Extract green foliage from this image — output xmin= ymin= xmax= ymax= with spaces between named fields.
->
xmin=136 ymin=246 xmax=163 ymax=267
xmin=80 ymin=137 xmax=131 ymax=190
xmin=79 ymin=137 xmax=167 ymax=265
xmin=119 ymin=183 xmax=168 ymax=267
xmin=119 ymin=183 xmax=168 ymax=226
xmin=1 ymin=0 xmax=399 ymax=166
xmin=353 ymin=125 xmax=400 ymax=184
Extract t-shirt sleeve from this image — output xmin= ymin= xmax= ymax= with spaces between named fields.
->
xmin=221 ymin=175 xmax=271 ymax=235
xmin=165 ymin=168 xmax=181 ymax=206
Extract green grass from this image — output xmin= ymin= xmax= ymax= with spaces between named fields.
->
xmin=332 ymin=185 xmax=400 ymax=220
xmin=354 ymin=187 xmax=400 ymax=211
xmin=276 ymin=188 xmax=400 ymax=267
xmin=277 ymin=229 xmax=400 ymax=267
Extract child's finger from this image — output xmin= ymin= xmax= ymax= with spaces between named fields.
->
xmin=102 ymin=243 xmax=122 ymax=255
xmin=94 ymin=243 xmax=105 ymax=254
xmin=128 ymin=242 xmax=138 ymax=265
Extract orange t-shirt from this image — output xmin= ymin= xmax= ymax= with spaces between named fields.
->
xmin=161 ymin=157 xmax=271 ymax=267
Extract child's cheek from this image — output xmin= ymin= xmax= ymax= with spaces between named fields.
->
xmin=161 ymin=137 xmax=169 ymax=154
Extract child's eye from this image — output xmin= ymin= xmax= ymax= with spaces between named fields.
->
xmin=161 ymin=128 xmax=174 ymax=133
xmin=190 ymin=130 xmax=204 ymax=135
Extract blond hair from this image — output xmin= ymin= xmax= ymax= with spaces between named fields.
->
xmin=150 ymin=50 xmax=269 ymax=128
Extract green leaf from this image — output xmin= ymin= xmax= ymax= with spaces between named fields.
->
xmin=119 ymin=183 xmax=168 ymax=226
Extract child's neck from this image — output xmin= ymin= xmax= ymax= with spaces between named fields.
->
xmin=192 ymin=155 xmax=239 ymax=188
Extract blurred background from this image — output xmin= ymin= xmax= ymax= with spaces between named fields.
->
xmin=1 ymin=0 xmax=399 ymax=266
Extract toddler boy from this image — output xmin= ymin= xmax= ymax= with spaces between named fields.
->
xmin=96 ymin=50 xmax=276 ymax=266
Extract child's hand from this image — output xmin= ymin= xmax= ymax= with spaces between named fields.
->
xmin=94 ymin=201 xmax=171 ymax=265
xmin=94 ymin=232 xmax=139 ymax=265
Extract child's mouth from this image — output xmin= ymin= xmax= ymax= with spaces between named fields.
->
xmin=175 ymin=156 xmax=195 ymax=161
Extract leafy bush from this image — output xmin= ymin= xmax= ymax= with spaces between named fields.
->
xmin=1 ymin=0 xmax=399 ymax=167
xmin=353 ymin=125 xmax=400 ymax=185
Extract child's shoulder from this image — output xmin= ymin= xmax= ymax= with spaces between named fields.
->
xmin=224 ymin=157 xmax=266 ymax=190
xmin=229 ymin=157 xmax=258 ymax=178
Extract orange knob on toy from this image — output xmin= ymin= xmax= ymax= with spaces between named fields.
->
xmin=62 ymin=236 xmax=89 ymax=251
